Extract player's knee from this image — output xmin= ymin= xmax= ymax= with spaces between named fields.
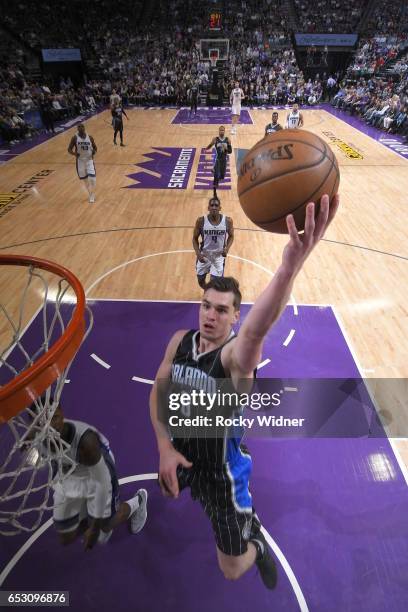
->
xmin=218 ymin=558 xmax=242 ymax=581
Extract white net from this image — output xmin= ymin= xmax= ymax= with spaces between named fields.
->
xmin=0 ymin=261 xmax=92 ymax=535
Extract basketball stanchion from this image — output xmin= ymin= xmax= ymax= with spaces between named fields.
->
xmin=0 ymin=255 xmax=93 ymax=535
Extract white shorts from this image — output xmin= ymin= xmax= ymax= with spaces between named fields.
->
xmin=231 ymin=105 xmax=241 ymax=117
xmin=196 ymin=252 xmax=225 ymax=277
xmin=76 ymin=158 xmax=96 ymax=179
xmin=53 ymin=457 xmax=119 ymax=533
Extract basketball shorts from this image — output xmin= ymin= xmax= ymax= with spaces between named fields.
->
xmin=176 ymin=446 xmax=261 ymax=556
xmin=196 ymin=252 xmax=225 ymax=277
xmin=231 ymin=104 xmax=241 ymax=117
xmin=214 ymin=157 xmax=227 ymax=182
xmin=76 ymin=158 xmax=95 ymax=179
xmin=53 ymin=450 xmax=119 ymax=533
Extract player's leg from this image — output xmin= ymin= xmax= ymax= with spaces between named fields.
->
xmin=87 ymin=453 xmax=147 ymax=542
xmin=210 ymin=255 xmax=225 ymax=280
xmin=86 ymin=160 xmax=96 ymax=203
xmin=113 ymin=125 xmax=118 ymax=145
xmin=198 ymin=449 xmax=277 ymax=588
xmin=77 ymin=158 xmax=91 ymax=200
xmin=119 ymin=123 xmax=125 ymax=146
xmin=52 ymin=482 xmax=86 ymax=546
xmin=196 ymin=257 xmax=210 ymax=288
xmin=213 ymin=159 xmax=221 ymax=192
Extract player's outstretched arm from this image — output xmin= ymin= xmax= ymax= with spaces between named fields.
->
xmin=150 ymin=331 xmax=193 ymax=498
xmin=226 ymin=194 xmax=340 ymax=377
xmin=122 ymin=109 xmax=129 ymax=120
xmin=205 ymin=137 xmax=216 ymax=150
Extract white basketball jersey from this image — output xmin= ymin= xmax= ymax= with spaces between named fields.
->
xmin=75 ymin=134 xmax=93 ymax=160
xmin=60 ymin=419 xmax=111 ymax=478
xmin=231 ymin=88 xmax=243 ymax=104
xmin=201 ymin=215 xmax=227 ymax=254
xmin=287 ymin=111 xmax=301 ymax=128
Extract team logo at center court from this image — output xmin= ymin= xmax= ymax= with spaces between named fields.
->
xmin=193 ymin=148 xmax=231 ymax=190
xmin=125 ymin=147 xmax=195 ymax=189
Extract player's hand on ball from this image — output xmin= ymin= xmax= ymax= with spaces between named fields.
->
xmin=159 ymin=446 xmax=192 ymax=498
xmin=282 ymin=194 xmax=340 ymax=275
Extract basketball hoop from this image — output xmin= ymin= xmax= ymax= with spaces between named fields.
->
xmin=0 ymin=255 xmax=92 ymax=535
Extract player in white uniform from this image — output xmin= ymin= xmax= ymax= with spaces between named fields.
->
xmin=49 ymin=403 xmax=148 ymax=550
xmin=193 ymin=197 xmax=234 ymax=288
xmin=285 ymin=104 xmax=304 ymax=129
xmin=230 ymin=81 xmax=245 ymax=135
xmin=68 ymin=123 xmax=97 ymax=203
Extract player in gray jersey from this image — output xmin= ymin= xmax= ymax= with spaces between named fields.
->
xmin=49 ymin=403 xmax=147 ymax=550
xmin=193 ymin=197 xmax=234 ymax=289
xmin=151 ymin=193 xmax=340 ymax=589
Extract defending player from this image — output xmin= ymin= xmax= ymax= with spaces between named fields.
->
xmin=193 ymin=196 xmax=234 ymax=289
xmin=68 ymin=123 xmax=97 ymax=203
xmin=206 ymin=125 xmax=232 ymax=195
xmin=264 ymin=111 xmax=283 ymax=135
xmin=50 ymin=403 xmax=148 ymax=550
xmin=112 ymin=100 xmax=129 ymax=146
xmin=230 ymin=81 xmax=245 ymax=135
xmin=285 ymin=103 xmax=304 ymax=129
xmin=151 ymin=194 xmax=339 ymax=588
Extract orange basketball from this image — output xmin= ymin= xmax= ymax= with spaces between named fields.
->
xmin=237 ymin=129 xmax=340 ymax=233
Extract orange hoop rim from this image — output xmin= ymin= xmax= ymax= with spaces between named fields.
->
xmin=0 ymin=254 xmax=86 ymax=423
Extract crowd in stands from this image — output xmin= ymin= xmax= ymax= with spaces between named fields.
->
xmin=293 ymin=0 xmax=367 ymax=33
xmin=1 ymin=0 xmax=407 ymax=144
xmin=366 ymin=0 xmax=408 ymax=35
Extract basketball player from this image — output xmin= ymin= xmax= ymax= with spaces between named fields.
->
xmin=112 ymin=100 xmax=129 ymax=146
xmin=230 ymin=81 xmax=245 ymax=135
xmin=206 ymin=125 xmax=232 ymax=195
xmin=151 ymin=194 xmax=339 ymax=588
xmin=264 ymin=112 xmax=283 ymax=135
xmin=188 ymin=81 xmax=199 ymax=115
xmin=68 ymin=123 xmax=97 ymax=203
xmin=193 ymin=196 xmax=234 ymax=289
xmin=50 ymin=403 xmax=148 ymax=550
xmin=285 ymin=104 xmax=304 ymax=129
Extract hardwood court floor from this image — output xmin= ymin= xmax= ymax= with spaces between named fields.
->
xmin=1 ymin=107 xmax=407 ymax=463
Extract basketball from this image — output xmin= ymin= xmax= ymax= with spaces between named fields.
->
xmin=237 ymin=129 xmax=340 ymax=233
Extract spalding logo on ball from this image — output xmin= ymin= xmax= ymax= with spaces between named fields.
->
xmin=237 ymin=129 xmax=340 ymax=233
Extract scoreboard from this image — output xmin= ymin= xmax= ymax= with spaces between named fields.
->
xmin=209 ymin=10 xmax=222 ymax=30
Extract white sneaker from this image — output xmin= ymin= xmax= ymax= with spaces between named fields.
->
xmin=98 ymin=529 xmax=113 ymax=545
xmin=89 ymin=194 xmax=95 ymax=203
xmin=129 ymin=489 xmax=148 ymax=534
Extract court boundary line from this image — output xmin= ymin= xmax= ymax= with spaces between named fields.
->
xmin=332 ymin=305 xmax=408 ymax=487
xmin=0 ymin=472 xmax=310 ymax=612
xmin=84 ymin=249 xmax=299 ymax=317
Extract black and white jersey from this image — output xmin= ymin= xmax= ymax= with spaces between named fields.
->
xmin=265 ymin=122 xmax=283 ymax=135
xmin=170 ymin=330 xmax=244 ymax=468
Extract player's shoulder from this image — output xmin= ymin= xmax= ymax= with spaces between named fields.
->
xmin=165 ymin=329 xmax=190 ymax=357
xmin=225 ymin=215 xmax=233 ymax=225
xmin=195 ymin=215 xmax=205 ymax=227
